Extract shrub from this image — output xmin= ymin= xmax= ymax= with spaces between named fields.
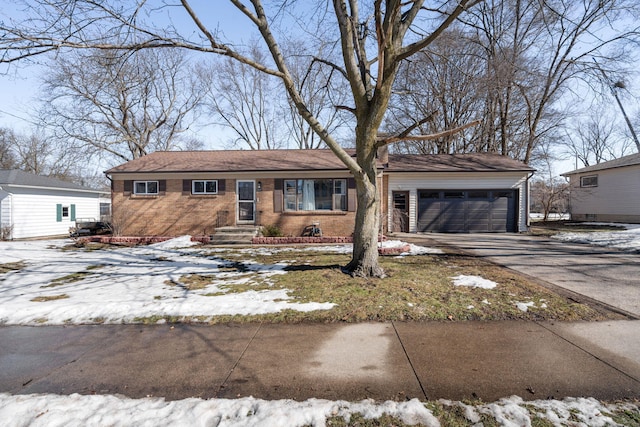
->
xmin=261 ymin=224 xmax=284 ymax=237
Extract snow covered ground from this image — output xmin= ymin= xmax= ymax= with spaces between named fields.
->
xmin=552 ymin=223 xmax=640 ymax=252
xmin=0 ymin=393 xmax=636 ymax=427
xmin=0 ymin=237 xmax=440 ymax=325
xmin=1 ymin=232 xmax=639 ymax=426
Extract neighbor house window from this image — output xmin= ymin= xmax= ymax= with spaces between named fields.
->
xmin=284 ymin=179 xmax=347 ymax=211
xmin=62 ymin=206 xmax=69 ymax=218
xmin=580 ymin=175 xmax=598 ymax=187
xmin=192 ymin=180 xmax=218 ymax=194
xmin=134 ymin=181 xmax=158 ymax=194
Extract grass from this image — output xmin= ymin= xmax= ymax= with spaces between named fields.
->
xmin=132 ymin=247 xmax=618 ymax=325
xmin=299 ymin=399 xmax=640 ymax=426
xmin=41 ymin=265 xmax=104 ymax=288
xmin=529 ymin=220 xmax=626 ymax=237
xmin=31 ymin=294 xmax=70 ymax=302
xmin=0 ymin=261 xmax=26 ymax=274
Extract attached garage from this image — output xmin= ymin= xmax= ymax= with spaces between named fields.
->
xmin=385 ymin=153 xmax=534 ymax=234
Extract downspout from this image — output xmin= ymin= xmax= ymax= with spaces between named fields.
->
xmin=525 ymin=171 xmax=535 ymax=231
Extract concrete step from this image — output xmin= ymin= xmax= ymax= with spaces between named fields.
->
xmin=210 ymin=226 xmax=259 ymax=245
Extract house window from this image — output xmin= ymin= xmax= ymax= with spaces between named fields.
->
xmin=62 ymin=206 xmax=70 ymax=218
xmin=580 ymin=175 xmax=598 ymax=187
xmin=134 ymin=181 xmax=158 ymax=195
xmin=192 ymin=180 xmax=218 ymax=194
xmin=284 ymin=179 xmax=348 ymax=211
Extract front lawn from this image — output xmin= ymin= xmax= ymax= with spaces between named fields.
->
xmin=0 ymin=238 xmax=619 ymax=325
xmin=185 ymin=247 xmax=614 ymax=324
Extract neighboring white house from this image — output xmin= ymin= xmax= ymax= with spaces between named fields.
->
xmin=561 ymin=153 xmax=640 ymax=223
xmin=0 ymin=170 xmax=105 ymax=239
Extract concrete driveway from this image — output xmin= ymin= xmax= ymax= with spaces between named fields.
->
xmin=400 ymin=232 xmax=640 ymax=318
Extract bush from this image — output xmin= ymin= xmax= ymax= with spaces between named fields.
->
xmin=261 ymin=224 xmax=284 ymax=237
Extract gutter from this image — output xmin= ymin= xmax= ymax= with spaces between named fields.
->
xmin=2 ymin=184 xmax=103 ymax=194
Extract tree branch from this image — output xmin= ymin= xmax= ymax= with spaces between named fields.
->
xmin=378 ymin=119 xmax=481 ymax=144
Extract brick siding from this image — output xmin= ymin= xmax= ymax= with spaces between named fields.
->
xmin=111 ymin=177 xmax=359 ymax=237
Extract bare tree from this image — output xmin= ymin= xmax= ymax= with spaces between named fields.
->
xmin=0 ymin=128 xmax=18 ymax=169
xmin=389 ymin=26 xmax=485 ymax=154
xmin=40 ymin=48 xmax=205 ymax=164
xmin=0 ymin=126 xmax=89 ymax=182
xmin=530 ymin=140 xmax=569 ymax=221
xmin=0 ymin=0 xmax=478 ymax=277
xmin=564 ymin=109 xmax=620 ymax=168
xmin=204 ymin=46 xmax=286 ymax=150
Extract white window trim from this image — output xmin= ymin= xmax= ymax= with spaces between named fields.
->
xmin=134 ymin=180 xmax=159 ymax=195
xmin=192 ymin=179 xmax=218 ymax=195
xmin=580 ymin=175 xmax=598 ymax=188
xmin=62 ymin=206 xmax=70 ymax=218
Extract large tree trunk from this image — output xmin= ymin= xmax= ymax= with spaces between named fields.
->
xmin=344 ymin=138 xmax=384 ymax=278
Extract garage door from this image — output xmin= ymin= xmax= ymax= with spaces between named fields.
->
xmin=418 ymin=190 xmax=517 ymax=233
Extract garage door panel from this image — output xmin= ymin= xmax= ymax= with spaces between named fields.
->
xmin=417 ymin=190 xmax=516 ymax=233
xmin=417 ymin=200 xmax=440 ymax=232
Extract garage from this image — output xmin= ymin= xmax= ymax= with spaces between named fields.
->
xmin=417 ymin=189 xmax=517 ymax=233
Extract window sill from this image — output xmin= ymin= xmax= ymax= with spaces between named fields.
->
xmin=282 ymin=210 xmax=349 ymax=215
xmin=129 ymin=194 xmax=160 ymax=199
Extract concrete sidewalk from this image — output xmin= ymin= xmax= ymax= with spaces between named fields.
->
xmin=1 ymin=321 xmax=639 ymax=402
xmin=400 ymin=232 xmax=640 ymax=318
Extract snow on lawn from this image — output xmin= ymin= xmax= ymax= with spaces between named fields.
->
xmin=451 ymin=274 xmax=497 ymax=289
xmin=1 ymin=393 xmax=637 ymax=427
xmin=0 ymin=237 xmax=441 ymax=326
xmin=552 ymin=223 xmax=640 ymax=252
xmin=0 ymin=237 xmax=334 ymax=325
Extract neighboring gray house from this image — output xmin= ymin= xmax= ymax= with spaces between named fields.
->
xmin=561 ymin=153 xmax=640 ymax=223
xmin=0 ymin=170 xmax=105 ymax=239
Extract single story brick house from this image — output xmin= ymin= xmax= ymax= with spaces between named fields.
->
xmin=561 ymin=153 xmax=640 ymax=223
xmin=105 ymin=149 xmax=534 ymax=237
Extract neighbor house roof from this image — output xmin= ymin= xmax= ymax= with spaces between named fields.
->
xmin=0 ymin=169 xmax=100 ymax=192
xmin=386 ymin=153 xmax=534 ymax=172
xmin=561 ymin=153 xmax=640 ymax=176
xmin=105 ymin=150 xmax=368 ymax=174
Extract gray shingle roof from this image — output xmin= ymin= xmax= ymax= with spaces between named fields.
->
xmin=105 ymin=150 xmax=362 ymax=173
xmin=386 ymin=153 xmax=534 ymax=172
xmin=0 ymin=169 xmax=97 ymax=191
xmin=105 ymin=150 xmax=532 ymax=174
xmin=561 ymin=153 xmax=640 ymax=176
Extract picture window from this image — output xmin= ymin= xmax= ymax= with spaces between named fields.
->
xmin=284 ymin=179 xmax=347 ymax=211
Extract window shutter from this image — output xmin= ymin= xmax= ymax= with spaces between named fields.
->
xmin=123 ymin=180 xmax=133 ymax=195
xmin=158 ymin=180 xmax=166 ymax=195
xmin=183 ymin=179 xmax=192 ymax=195
xmin=70 ymin=204 xmax=76 ymax=221
xmin=347 ymin=178 xmax=357 ymax=212
xmin=273 ymin=179 xmax=283 ymax=213
xmin=56 ymin=204 xmax=62 ymax=222
xmin=218 ymin=179 xmax=225 ymax=194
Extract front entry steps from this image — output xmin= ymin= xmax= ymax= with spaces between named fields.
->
xmin=210 ymin=226 xmax=259 ymax=245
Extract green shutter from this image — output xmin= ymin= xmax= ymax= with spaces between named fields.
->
xmin=70 ymin=204 xmax=76 ymax=221
xmin=56 ymin=204 xmax=62 ymax=222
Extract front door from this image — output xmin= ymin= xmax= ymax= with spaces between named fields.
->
xmin=237 ymin=180 xmax=255 ymax=223
xmin=392 ymin=191 xmax=410 ymax=232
